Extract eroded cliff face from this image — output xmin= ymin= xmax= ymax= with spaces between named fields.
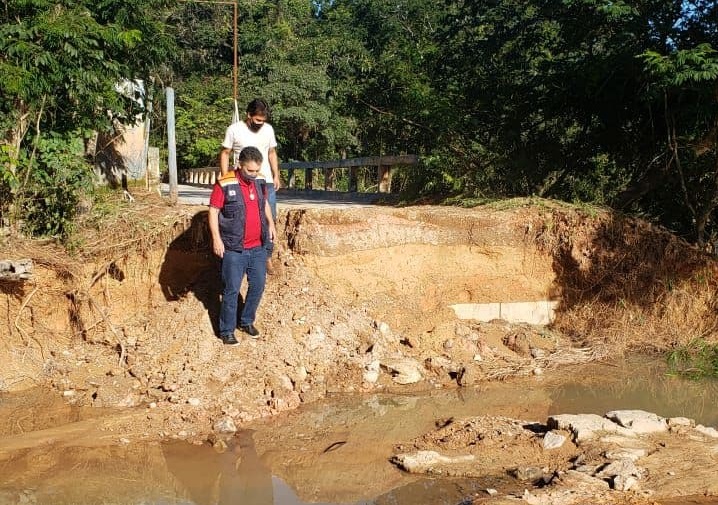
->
xmin=0 ymin=199 xmax=714 ymax=441
xmin=2 ymin=197 xmax=718 ymax=505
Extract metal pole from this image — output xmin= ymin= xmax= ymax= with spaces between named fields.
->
xmin=233 ymin=1 xmax=238 ymax=104
xmin=166 ymin=87 xmax=178 ymax=204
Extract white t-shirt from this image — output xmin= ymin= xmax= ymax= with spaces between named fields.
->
xmin=221 ymin=121 xmax=278 ymax=181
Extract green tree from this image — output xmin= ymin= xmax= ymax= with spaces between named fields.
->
xmin=0 ymin=0 xmax=175 ymax=236
xmin=638 ymin=44 xmax=718 ymax=244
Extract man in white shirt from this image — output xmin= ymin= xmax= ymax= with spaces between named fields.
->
xmin=219 ymin=98 xmax=280 ymax=272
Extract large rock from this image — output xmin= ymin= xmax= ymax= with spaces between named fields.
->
xmin=605 ymin=409 xmax=668 ymax=434
xmin=548 ymin=414 xmax=634 ymax=442
xmin=390 ymin=450 xmax=475 ymax=473
xmin=380 ymin=357 xmax=423 ymax=384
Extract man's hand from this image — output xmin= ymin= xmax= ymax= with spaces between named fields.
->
xmin=208 ymin=206 xmax=225 ymax=257
xmin=212 ymin=239 xmax=225 ymax=258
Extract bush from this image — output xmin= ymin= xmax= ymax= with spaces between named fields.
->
xmin=18 ymin=132 xmax=93 ymax=238
xmin=666 ymin=338 xmax=718 ymax=379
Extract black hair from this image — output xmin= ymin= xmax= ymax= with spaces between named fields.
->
xmin=246 ymin=98 xmax=270 ymax=117
xmin=238 ymin=146 xmax=263 ymax=164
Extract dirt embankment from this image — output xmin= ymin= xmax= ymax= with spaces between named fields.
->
xmin=0 ymin=195 xmax=716 ymax=442
xmin=2 ymin=194 xmax=718 ymax=505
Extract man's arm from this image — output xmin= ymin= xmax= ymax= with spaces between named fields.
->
xmin=268 ymin=147 xmax=281 ymax=189
xmin=208 ymin=207 xmax=225 ymax=257
xmin=264 ymin=199 xmax=276 ymax=242
xmin=219 ymin=147 xmax=233 ymax=176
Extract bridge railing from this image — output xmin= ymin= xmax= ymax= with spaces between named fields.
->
xmin=179 ymin=154 xmax=418 ymax=193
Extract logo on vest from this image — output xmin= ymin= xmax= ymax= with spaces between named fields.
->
xmin=228 ymin=190 xmax=236 ymax=196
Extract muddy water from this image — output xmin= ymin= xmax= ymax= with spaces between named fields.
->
xmin=1 ymin=356 xmax=717 ymax=505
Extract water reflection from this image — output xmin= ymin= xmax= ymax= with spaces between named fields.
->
xmin=547 ymin=357 xmax=718 ymax=426
xmin=164 ymin=430 xmax=273 ymax=505
xmin=3 ymin=356 xmax=718 ymax=505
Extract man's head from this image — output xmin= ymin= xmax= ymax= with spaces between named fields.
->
xmin=237 ymin=146 xmax=263 ymax=180
xmin=245 ymin=98 xmax=269 ymax=133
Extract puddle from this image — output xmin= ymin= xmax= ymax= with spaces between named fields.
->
xmin=546 ymin=356 xmax=718 ymax=427
xmin=1 ymin=356 xmax=718 ymax=505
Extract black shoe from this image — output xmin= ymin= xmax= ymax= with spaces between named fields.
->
xmin=221 ymin=334 xmax=240 ymax=346
xmin=239 ymin=324 xmax=260 ymax=337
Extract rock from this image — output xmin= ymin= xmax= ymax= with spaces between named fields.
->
xmin=531 ymin=347 xmax=547 ymax=358
xmin=424 ymin=356 xmax=457 ymax=374
xmin=390 ymin=450 xmax=475 ymax=473
xmin=375 ymin=321 xmax=391 ymax=335
xmin=503 ymin=332 xmax=531 ymax=356
xmin=598 ymin=435 xmax=650 ymax=449
xmin=363 ymin=359 xmax=381 ymax=383
xmin=596 ymin=458 xmax=643 ymax=484
xmin=612 ymin=474 xmax=639 ymax=491
xmin=380 ymin=357 xmax=423 ymax=384
xmin=604 ymin=448 xmax=646 ymax=461
xmin=542 ymin=431 xmax=567 ymax=450
xmin=305 ymin=326 xmax=326 ymax=351
xmin=605 ymin=409 xmax=667 ymax=434
xmin=668 ymin=416 xmax=694 ymax=428
xmin=278 ymin=374 xmax=294 ymax=391
xmin=294 ymin=365 xmax=308 ymax=383
xmin=694 ymin=424 xmax=718 ymax=438
xmin=187 ymin=397 xmax=201 ymax=406
xmin=456 ymin=365 xmax=480 ymax=386
xmin=0 ymin=259 xmax=33 ymax=281
xmin=511 ymin=466 xmax=545 ymax=481
xmin=548 ymin=414 xmax=632 ymax=441
xmin=213 ymin=417 xmax=237 ymax=434
xmin=269 ymin=390 xmax=301 ymax=411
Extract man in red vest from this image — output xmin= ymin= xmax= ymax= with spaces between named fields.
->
xmin=208 ymin=146 xmax=276 ymax=345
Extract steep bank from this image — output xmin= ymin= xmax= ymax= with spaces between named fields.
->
xmin=0 ymin=194 xmax=716 ymax=443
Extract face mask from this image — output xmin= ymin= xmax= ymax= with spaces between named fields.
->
xmin=240 ymin=168 xmax=258 ymax=181
xmin=248 ymin=121 xmax=263 ymax=133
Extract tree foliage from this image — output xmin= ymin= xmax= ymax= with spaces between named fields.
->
xmin=0 ymin=0 xmax=175 ymax=237
xmin=4 ymin=0 xmax=718 ymax=244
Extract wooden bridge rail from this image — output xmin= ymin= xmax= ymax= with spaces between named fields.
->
xmin=179 ymin=154 xmax=418 ymax=193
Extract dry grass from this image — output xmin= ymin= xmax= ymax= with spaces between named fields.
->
xmin=533 ymin=207 xmax=718 ymax=354
xmin=0 ymin=189 xmax=203 ymax=359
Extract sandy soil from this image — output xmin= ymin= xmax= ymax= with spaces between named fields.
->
xmin=1 ymin=193 xmax=717 ymax=505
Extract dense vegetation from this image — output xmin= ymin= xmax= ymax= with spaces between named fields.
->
xmin=2 ymin=0 xmax=718 ymax=245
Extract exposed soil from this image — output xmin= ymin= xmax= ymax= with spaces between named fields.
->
xmin=1 ymin=192 xmax=717 ymax=504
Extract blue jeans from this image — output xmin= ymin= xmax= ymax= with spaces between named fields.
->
xmin=219 ymin=247 xmax=267 ymax=336
xmin=258 ymin=180 xmax=276 ymax=256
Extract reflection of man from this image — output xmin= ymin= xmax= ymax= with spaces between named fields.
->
xmin=218 ymin=430 xmax=274 ymax=505
xmin=209 ymin=146 xmax=276 ymax=345
xmin=163 ymin=430 xmax=273 ymax=505
xmin=219 ymin=98 xmax=280 ymax=274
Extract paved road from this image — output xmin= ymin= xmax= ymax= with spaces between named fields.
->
xmin=162 ymin=183 xmax=398 ymax=209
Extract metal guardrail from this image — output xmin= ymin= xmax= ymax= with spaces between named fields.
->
xmin=179 ymin=154 xmax=419 ymax=193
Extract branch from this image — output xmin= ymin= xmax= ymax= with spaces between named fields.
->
xmin=21 ymin=94 xmax=47 ymax=192
xmin=357 ymin=99 xmax=434 ymax=133
xmin=87 ymin=295 xmax=127 ymax=367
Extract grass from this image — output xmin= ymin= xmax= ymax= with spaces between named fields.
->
xmin=666 ymin=339 xmax=718 ymax=379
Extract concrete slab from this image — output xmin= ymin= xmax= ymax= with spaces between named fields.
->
xmin=449 ymin=303 xmax=501 ymax=322
xmin=449 ymin=300 xmax=560 ymax=325
xmin=500 ymin=300 xmax=559 ymax=325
